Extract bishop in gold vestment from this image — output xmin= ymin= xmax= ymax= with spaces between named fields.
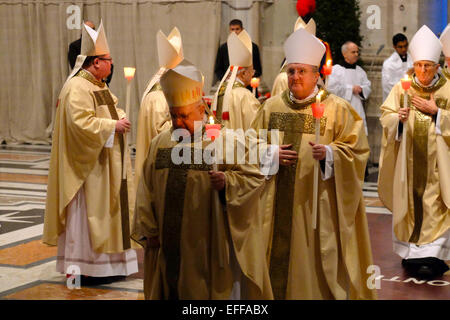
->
xmin=211 ymin=30 xmax=260 ymax=131
xmin=132 ymin=61 xmax=272 ymax=300
xmin=251 ymin=28 xmax=376 ymax=300
xmin=43 ymin=21 xmax=138 ymax=281
xmin=379 ymin=25 xmax=449 ymax=278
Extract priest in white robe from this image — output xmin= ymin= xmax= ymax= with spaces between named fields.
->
xmin=382 ymin=33 xmax=413 ymax=101
xmin=327 ymin=41 xmax=371 ymax=134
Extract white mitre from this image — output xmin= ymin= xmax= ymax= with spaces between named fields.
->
xmin=211 ymin=29 xmax=254 ymax=118
xmin=294 ymin=16 xmax=316 ymax=35
xmin=64 ymin=20 xmax=110 ymax=87
xmin=284 ymin=28 xmax=325 ymax=67
xmin=141 ymin=27 xmax=184 ymax=102
xmin=439 ymin=24 xmax=450 ymax=58
xmin=409 ymin=25 xmax=442 ymax=63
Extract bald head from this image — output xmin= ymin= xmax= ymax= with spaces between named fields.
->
xmin=341 ymin=41 xmax=359 ymax=65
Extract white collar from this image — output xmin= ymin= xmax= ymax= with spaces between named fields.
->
xmin=414 ymin=74 xmax=439 ymax=88
xmin=289 ymin=86 xmax=319 ymax=103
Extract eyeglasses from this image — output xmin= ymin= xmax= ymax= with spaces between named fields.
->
xmin=413 ymin=63 xmax=437 ymax=70
xmin=98 ymin=57 xmax=113 ymax=62
xmin=287 ymin=68 xmax=316 ymax=76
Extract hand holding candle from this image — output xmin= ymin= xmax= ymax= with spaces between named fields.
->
xmin=122 ymin=67 xmax=136 ymax=179
xmin=311 ymin=90 xmax=325 ymax=230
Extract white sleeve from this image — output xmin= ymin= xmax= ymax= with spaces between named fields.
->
xmin=105 ymin=127 xmax=115 ymax=148
xmin=359 ymin=68 xmax=372 ymax=100
xmin=327 ymin=67 xmax=353 ymax=102
xmin=320 ymin=145 xmax=334 ymax=180
xmin=382 ymin=62 xmax=396 ymax=101
xmin=436 ymin=108 xmax=442 ymax=135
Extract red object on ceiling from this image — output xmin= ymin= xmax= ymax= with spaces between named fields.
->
xmin=296 ymin=0 xmax=316 ymax=17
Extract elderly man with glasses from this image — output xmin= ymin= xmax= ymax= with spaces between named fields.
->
xmin=250 ymin=28 xmax=376 ymax=300
xmin=43 ymin=21 xmax=138 ymax=286
xmin=378 ymin=25 xmax=450 ymax=280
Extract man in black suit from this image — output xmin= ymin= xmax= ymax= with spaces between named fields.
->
xmin=214 ymin=19 xmax=262 ymax=95
xmin=68 ymin=21 xmax=113 ymax=85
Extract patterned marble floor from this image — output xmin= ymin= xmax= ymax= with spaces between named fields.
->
xmin=0 ymin=144 xmax=448 ymax=300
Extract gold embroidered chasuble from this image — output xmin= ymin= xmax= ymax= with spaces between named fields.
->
xmin=43 ymin=69 xmax=138 ymax=253
xmin=379 ymin=75 xmax=450 ymax=245
xmin=442 ymin=66 xmax=450 ymax=80
xmin=131 ymin=128 xmax=273 ymax=300
xmin=250 ymin=89 xmax=376 ymax=300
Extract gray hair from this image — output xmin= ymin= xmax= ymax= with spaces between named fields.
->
xmin=341 ymin=41 xmax=356 ymax=54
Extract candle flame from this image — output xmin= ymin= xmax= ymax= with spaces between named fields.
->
xmin=401 ymin=74 xmax=411 ymax=82
xmin=326 ymin=59 xmax=332 ymax=67
xmin=250 ymin=77 xmax=260 ymax=88
xmin=209 ymin=116 xmax=214 ymax=125
xmin=124 ymin=67 xmax=136 ymax=80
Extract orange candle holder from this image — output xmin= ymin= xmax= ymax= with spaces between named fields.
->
xmin=322 ymin=60 xmax=332 ymax=76
xmin=401 ymin=76 xmax=411 ymax=91
xmin=205 ymin=116 xmax=221 ymax=141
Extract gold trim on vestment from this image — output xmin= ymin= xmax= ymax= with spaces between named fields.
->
xmin=442 ymin=66 xmax=450 ymax=80
xmin=150 ymin=82 xmax=162 ymax=93
xmin=155 ymin=147 xmax=213 ymax=299
xmin=93 ymin=90 xmax=115 ymax=110
xmin=214 ymin=81 xmax=246 ymax=123
xmin=411 ymin=74 xmax=446 ymax=96
xmin=77 ymin=69 xmax=106 ymax=88
xmin=93 ymin=88 xmax=131 ymax=249
xmin=268 ymin=111 xmax=326 ymax=299
xmin=410 ymin=110 xmax=431 ymax=243
xmin=407 ymin=78 xmax=445 ymax=243
xmin=281 ymin=89 xmax=330 ymax=110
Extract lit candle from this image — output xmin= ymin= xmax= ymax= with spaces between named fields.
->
xmin=401 ymin=74 xmax=411 ymax=91
xmin=322 ymin=59 xmax=332 ymax=76
xmin=400 ymin=75 xmax=410 ymax=182
xmin=124 ymin=67 xmax=136 ymax=81
xmin=250 ymin=77 xmax=260 ymax=96
xmin=205 ymin=115 xmax=225 ymax=267
xmin=322 ymin=60 xmax=332 ymax=90
xmin=122 ymin=67 xmax=136 ymax=179
xmin=311 ymin=89 xmax=325 ymax=230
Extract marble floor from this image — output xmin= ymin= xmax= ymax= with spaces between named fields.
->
xmin=0 ymin=144 xmax=448 ymax=300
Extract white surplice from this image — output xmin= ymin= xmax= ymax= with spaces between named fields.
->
xmin=327 ymin=64 xmax=371 ymax=134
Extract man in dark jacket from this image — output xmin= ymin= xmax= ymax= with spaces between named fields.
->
xmin=214 ymin=19 xmax=262 ymax=95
